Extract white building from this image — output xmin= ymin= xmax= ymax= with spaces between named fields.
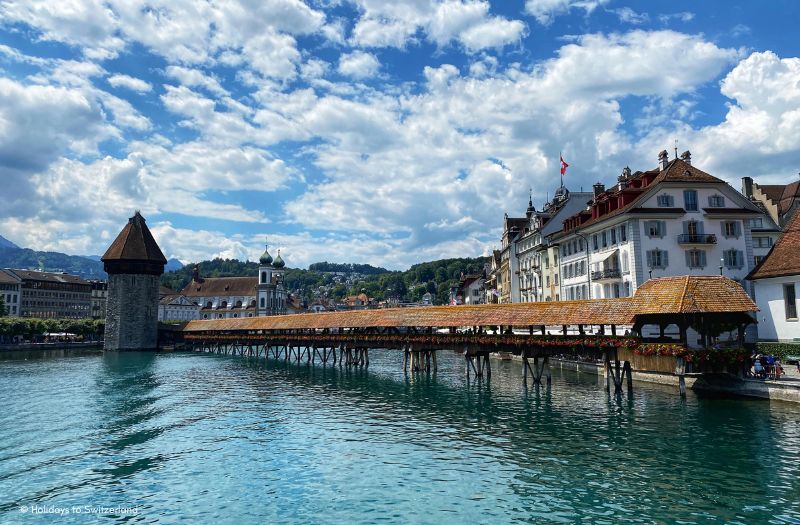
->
xmin=747 ymin=210 xmax=800 ymax=342
xmin=179 ymin=244 xmax=288 ymax=320
xmin=158 ymin=294 xmax=201 ymax=322
xmin=0 ymin=269 xmax=21 ymax=316
xmin=551 ymin=150 xmax=769 ymax=300
xmin=459 ymin=274 xmax=485 ymax=304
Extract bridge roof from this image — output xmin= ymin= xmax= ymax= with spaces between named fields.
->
xmin=182 ymin=276 xmax=756 ymax=333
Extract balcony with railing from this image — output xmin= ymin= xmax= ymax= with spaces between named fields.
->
xmin=591 ymin=268 xmax=621 ymax=282
xmin=677 ymin=234 xmax=717 ymax=245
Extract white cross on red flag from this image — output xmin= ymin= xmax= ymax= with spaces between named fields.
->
xmin=560 ymin=155 xmax=568 ymax=175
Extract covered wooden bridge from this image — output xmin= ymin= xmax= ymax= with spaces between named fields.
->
xmin=180 ymin=276 xmax=757 ymax=393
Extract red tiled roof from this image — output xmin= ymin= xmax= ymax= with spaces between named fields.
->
xmin=102 ymin=212 xmax=167 ymax=264
xmin=633 ymin=276 xmax=758 ymax=314
xmin=557 ymin=158 xmax=726 ymax=234
xmin=759 ymin=185 xmax=785 ymax=204
xmin=747 ymin=209 xmax=800 ymax=280
xmin=757 ymin=181 xmax=800 ymax=218
xmin=779 ymin=180 xmax=800 ymax=217
xmin=180 ymin=276 xmax=257 ymax=297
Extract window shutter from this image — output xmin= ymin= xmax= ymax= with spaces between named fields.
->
xmin=683 ymin=221 xmax=689 ymax=234
xmin=697 ymin=221 xmax=704 ymax=234
xmin=700 ymin=251 xmax=707 ymax=267
xmin=707 ymin=196 xmax=713 ymax=207
xmin=663 ymin=251 xmax=669 ymax=268
xmin=737 ymin=250 xmax=744 ymax=268
xmin=735 ymin=221 xmax=741 ymax=237
xmin=659 ymin=221 xmax=667 ymax=237
xmin=647 ymin=250 xmax=653 ymax=268
xmin=685 ymin=251 xmax=691 ymax=267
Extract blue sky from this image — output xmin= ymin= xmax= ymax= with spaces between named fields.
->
xmin=0 ymin=0 xmax=798 ymax=269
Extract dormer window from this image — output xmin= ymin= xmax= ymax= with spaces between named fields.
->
xmin=657 ymin=194 xmax=674 ymax=207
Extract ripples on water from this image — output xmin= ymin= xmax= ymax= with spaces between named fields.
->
xmin=0 ymin=349 xmax=798 ymax=524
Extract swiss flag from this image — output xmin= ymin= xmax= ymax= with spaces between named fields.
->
xmin=560 ymin=155 xmax=568 ymax=175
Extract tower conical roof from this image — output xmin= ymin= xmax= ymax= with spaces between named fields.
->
xmin=102 ymin=211 xmax=167 ymax=275
xmin=102 ymin=211 xmax=167 ymax=264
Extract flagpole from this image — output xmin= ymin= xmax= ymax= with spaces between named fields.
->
xmin=559 ymin=151 xmax=563 ymax=188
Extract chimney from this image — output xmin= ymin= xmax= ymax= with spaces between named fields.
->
xmin=742 ymin=176 xmax=754 ymax=198
xmin=658 ymin=149 xmax=669 ymax=170
xmin=679 ymin=150 xmax=692 ymax=165
xmin=593 ymin=182 xmax=605 ymax=198
xmin=192 ymin=264 xmax=201 ymax=283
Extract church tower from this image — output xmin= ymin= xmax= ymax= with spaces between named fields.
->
xmin=102 ymin=211 xmax=167 ymax=351
xmin=256 ymin=240 xmax=287 ymax=316
xmin=257 ymin=241 xmax=273 ymax=316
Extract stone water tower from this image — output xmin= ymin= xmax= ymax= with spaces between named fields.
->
xmin=102 ymin=211 xmax=167 ymax=351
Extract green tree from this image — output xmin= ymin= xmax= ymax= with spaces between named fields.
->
xmin=0 ymin=295 xmax=5 ymax=317
xmin=425 ymin=281 xmax=437 ymax=295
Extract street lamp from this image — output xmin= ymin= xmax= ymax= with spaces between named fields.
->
xmin=573 ymin=232 xmax=592 ymax=299
xmin=719 ymin=257 xmax=724 ymax=276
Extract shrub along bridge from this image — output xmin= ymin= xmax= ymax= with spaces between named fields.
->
xmin=180 ymin=276 xmax=758 ymax=395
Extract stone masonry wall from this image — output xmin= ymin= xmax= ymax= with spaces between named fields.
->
xmin=105 ymin=273 xmax=160 ymax=351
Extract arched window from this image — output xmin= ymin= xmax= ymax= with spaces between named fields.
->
xmin=233 ymin=314 xmax=238 ymax=318
xmin=206 ymin=301 xmax=212 ymax=308
xmin=250 ymin=300 xmax=256 ymax=307
xmin=221 ymin=301 xmax=228 ymax=308
xmin=261 ymin=271 xmax=267 ymax=284
xmin=235 ymin=300 xmax=242 ymax=308
xmin=260 ymin=297 xmax=265 ymax=308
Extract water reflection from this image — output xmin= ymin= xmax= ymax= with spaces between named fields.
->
xmin=0 ymin=348 xmax=798 ymax=524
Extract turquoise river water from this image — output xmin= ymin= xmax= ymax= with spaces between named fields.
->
xmin=0 ymin=349 xmax=798 ymax=524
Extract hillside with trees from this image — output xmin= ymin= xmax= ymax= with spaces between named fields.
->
xmin=160 ymin=256 xmax=489 ymax=305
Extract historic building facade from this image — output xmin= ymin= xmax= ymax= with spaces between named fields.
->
xmin=551 ymin=151 xmax=774 ymax=302
xmin=158 ymin=294 xmax=201 ymax=322
xmin=179 ymin=243 xmax=288 ymax=319
xmin=3 ymin=269 xmax=91 ymax=318
xmin=89 ymin=280 xmax=108 ymax=319
xmin=102 ymin=211 xmax=167 ymax=351
xmin=494 ymin=188 xmax=592 ymax=303
xmin=0 ymin=269 xmax=21 ymax=316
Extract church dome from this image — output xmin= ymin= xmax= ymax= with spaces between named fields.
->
xmin=259 ymin=245 xmax=273 ymax=265
xmin=273 ymin=250 xmax=285 ymax=269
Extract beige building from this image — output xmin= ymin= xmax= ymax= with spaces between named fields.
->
xmin=5 ymin=269 xmax=91 ymax=318
xmin=0 ymin=269 xmax=21 ymax=316
xmin=89 ymin=280 xmax=108 ymax=319
xmin=742 ymin=176 xmax=800 ymax=228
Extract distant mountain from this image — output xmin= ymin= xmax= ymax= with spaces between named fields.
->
xmin=165 ymin=258 xmax=184 ymax=272
xmin=83 ymin=255 xmax=183 ymax=272
xmin=0 ymin=246 xmax=106 ymax=279
xmin=0 ymin=235 xmax=19 ymax=250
